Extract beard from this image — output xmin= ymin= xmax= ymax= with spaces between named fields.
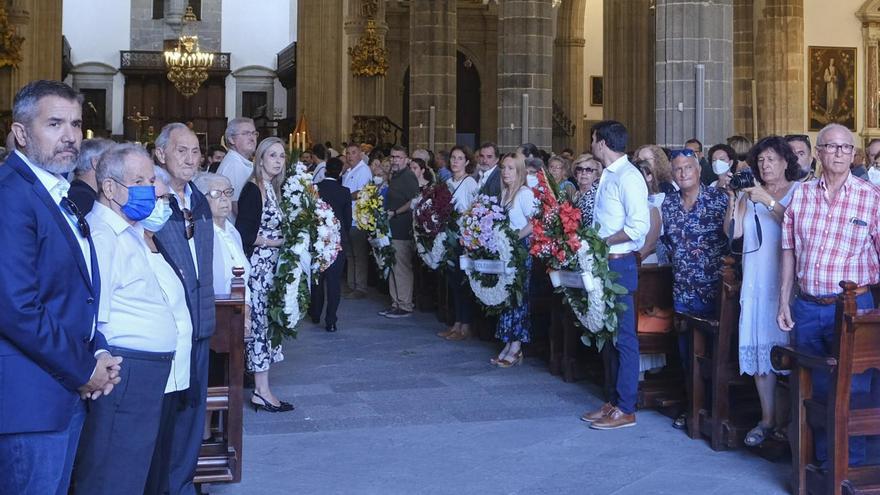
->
xmin=24 ymin=139 xmax=79 ymax=175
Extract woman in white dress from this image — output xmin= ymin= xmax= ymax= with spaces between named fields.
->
xmin=725 ymin=136 xmax=798 ymax=446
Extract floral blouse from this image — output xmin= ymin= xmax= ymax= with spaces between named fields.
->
xmin=577 ymin=181 xmax=600 ymax=228
xmin=661 ymin=186 xmax=729 ymax=317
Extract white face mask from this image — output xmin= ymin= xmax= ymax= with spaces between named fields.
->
xmin=712 ymin=159 xmax=731 ymax=176
xmin=868 ymin=167 xmax=880 ymax=186
xmin=526 ymin=174 xmax=539 ymax=188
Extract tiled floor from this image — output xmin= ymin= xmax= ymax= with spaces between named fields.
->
xmin=213 ymin=292 xmax=789 ymax=495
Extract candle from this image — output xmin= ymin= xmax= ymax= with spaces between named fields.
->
xmin=288 ymin=132 xmax=293 ymax=152
xmin=85 ymin=129 xmax=94 ymax=139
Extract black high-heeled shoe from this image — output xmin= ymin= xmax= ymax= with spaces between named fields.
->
xmin=251 ymin=392 xmax=282 ymax=413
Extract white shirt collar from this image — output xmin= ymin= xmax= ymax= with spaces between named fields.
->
xmin=17 ymin=150 xmax=70 ymax=200
xmin=606 ymin=154 xmax=629 ymax=172
xmin=90 ymin=201 xmax=144 ymax=237
xmin=170 ymin=182 xmax=193 ymax=210
xmin=227 ymin=148 xmax=253 ymax=168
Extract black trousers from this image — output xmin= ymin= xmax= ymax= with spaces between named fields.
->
xmin=144 ymin=338 xmax=210 ymax=495
xmin=73 ymin=346 xmax=174 ymax=495
xmin=311 ymin=252 xmax=346 ymax=326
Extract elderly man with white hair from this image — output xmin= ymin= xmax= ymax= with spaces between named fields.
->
xmin=216 ymin=117 xmax=258 ymax=219
xmin=779 ymin=123 xmax=880 ymax=468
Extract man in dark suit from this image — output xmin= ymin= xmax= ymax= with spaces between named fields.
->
xmin=68 ymin=137 xmax=112 ymax=215
xmin=476 ymin=141 xmax=501 ymax=201
xmin=145 ymin=122 xmax=215 ymax=495
xmin=311 ymin=157 xmax=351 ymax=332
xmin=0 ymin=80 xmax=121 ymax=495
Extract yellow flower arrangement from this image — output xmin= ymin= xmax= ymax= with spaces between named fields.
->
xmin=355 ymin=182 xmax=381 ymax=232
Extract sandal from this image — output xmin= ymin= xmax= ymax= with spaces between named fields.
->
xmin=672 ymin=413 xmax=687 ymax=430
xmin=744 ymin=423 xmax=774 ymax=447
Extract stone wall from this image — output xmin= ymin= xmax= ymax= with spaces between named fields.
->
xmin=130 ymin=0 xmax=222 ymax=52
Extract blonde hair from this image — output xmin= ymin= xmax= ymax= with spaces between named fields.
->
xmin=500 ymin=152 xmax=527 ymax=206
xmin=250 ymin=137 xmax=287 ymax=199
xmin=634 ymin=144 xmax=672 ymax=184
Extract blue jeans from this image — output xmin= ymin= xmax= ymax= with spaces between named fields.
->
xmin=0 ymin=399 xmax=85 ymax=495
xmin=792 ymin=292 xmax=878 ymax=466
xmin=609 ymin=255 xmax=639 ymax=414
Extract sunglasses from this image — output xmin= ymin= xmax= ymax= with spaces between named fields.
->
xmin=61 ymin=197 xmax=90 ymax=238
xmin=669 ymin=148 xmax=696 ymax=159
xmin=575 ymin=167 xmax=597 ymax=174
xmin=206 ymin=188 xmax=234 ymax=199
xmin=183 ymin=207 xmax=194 ymax=240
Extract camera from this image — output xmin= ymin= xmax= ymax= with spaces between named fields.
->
xmin=729 ymin=169 xmax=756 ymax=190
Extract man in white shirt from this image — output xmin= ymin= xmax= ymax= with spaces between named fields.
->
xmin=341 ymin=142 xmax=373 ymax=297
xmin=74 ymin=143 xmax=178 ymax=494
xmin=216 ymin=117 xmax=258 ymax=219
xmin=580 ymin=120 xmax=650 ymax=431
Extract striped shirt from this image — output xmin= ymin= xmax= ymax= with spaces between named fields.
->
xmin=782 ymin=173 xmax=880 ymax=296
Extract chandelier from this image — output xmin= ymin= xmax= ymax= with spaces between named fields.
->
xmin=164 ymin=6 xmax=214 ymax=98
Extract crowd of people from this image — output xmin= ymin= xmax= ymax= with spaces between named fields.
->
xmin=1 ymin=78 xmax=879 ymax=495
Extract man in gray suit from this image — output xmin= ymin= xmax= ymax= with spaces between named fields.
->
xmin=145 ymin=122 xmax=215 ymax=495
xmin=476 ymin=141 xmax=501 ymax=201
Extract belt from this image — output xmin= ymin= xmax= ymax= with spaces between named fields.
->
xmin=106 ymin=345 xmax=176 ymax=361
xmin=798 ymin=286 xmax=869 ymax=306
xmin=608 ymin=252 xmax=635 ymax=260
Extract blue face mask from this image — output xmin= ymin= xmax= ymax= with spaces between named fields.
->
xmin=140 ymin=196 xmax=172 ymax=232
xmin=112 ymin=180 xmax=157 ymax=221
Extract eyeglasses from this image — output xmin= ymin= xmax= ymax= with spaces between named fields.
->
xmin=817 ymin=143 xmax=855 ymax=155
xmin=669 ymin=148 xmax=696 ymax=159
xmin=182 ymin=207 xmax=194 ymax=240
xmin=235 ymin=130 xmax=259 ymax=138
xmin=575 ymin=167 xmax=597 ymax=174
xmin=206 ymin=188 xmax=234 ymax=199
xmin=61 ymin=197 xmax=91 ymax=238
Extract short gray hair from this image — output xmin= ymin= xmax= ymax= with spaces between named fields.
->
xmin=13 ymin=80 xmax=83 ymax=127
xmin=155 ymin=122 xmax=191 ymax=152
xmin=96 ymin=143 xmax=151 ymax=186
xmin=816 ymin=123 xmax=854 ymax=146
xmin=75 ymin=138 xmax=113 ymax=174
xmin=154 ymin=165 xmax=172 ymax=187
xmin=224 ymin=117 xmax=255 ymax=142
xmin=193 ymin=171 xmax=231 ymax=194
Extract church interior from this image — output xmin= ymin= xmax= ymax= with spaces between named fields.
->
xmin=0 ymin=0 xmax=875 ymax=155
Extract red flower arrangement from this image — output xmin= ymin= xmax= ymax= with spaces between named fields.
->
xmin=530 ymin=170 xmax=583 ymax=270
xmin=413 ymin=184 xmax=454 ymax=237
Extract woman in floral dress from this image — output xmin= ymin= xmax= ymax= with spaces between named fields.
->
xmin=492 ymin=152 xmax=536 ymax=367
xmin=235 ymin=137 xmax=293 ymax=412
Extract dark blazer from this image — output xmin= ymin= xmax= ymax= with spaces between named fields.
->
xmin=0 ymin=152 xmax=104 ymax=434
xmin=68 ymin=178 xmax=97 ymax=215
xmin=479 ymin=166 xmax=502 ymax=201
xmin=317 ymin=178 xmax=352 ymax=245
xmin=153 ymin=185 xmax=216 ymax=342
xmin=235 ymin=181 xmax=263 ymax=258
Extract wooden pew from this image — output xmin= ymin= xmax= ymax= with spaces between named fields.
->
xmin=683 ymin=256 xmax=759 ymax=450
xmin=635 ymin=263 xmax=682 ymax=410
xmin=773 ymin=281 xmax=880 ymax=495
xmin=196 ymin=268 xmax=246 ymax=486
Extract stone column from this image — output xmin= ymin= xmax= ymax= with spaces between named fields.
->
xmin=344 ymin=0 xmax=388 ymax=137
xmin=733 ymin=0 xmax=755 ymax=139
xmin=754 ymin=0 xmax=804 ymax=136
xmin=603 ymin=0 xmax=655 ymax=148
xmin=857 ymin=6 xmax=880 ymax=135
xmin=655 ymin=0 xmax=733 ymax=148
xmin=497 ymin=0 xmax=553 ymax=152
xmin=553 ymin=0 xmax=587 ymax=153
xmin=408 ymin=0 xmax=456 ymax=152
xmin=296 ymin=0 xmax=346 ymax=145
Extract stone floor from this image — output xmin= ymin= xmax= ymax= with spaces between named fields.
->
xmin=212 ymin=292 xmax=790 ymax=495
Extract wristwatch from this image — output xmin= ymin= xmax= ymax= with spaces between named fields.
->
xmin=766 ymin=199 xmax=776 ymax=212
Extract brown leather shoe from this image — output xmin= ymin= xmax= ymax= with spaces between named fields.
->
xmin=580 ymin=402 xmax=614 ymax=423
xmin=589 ymin=407 xmax=636 ymax=430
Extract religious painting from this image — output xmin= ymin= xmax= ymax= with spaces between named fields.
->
xmin=809 ymin=46 xmax=857 ymax=131
xmin=590 ymin=76 xmax=603 ymax=107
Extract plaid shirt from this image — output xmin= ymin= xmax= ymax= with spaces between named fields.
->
xmin=782 ymin=173 xmax=880 ymax=296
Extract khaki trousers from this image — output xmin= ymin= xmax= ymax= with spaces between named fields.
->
xmin=390 ymin=239 xmax=415 ymax=312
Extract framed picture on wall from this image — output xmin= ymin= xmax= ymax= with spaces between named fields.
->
xmin=590 ymin=76 xmax=603 ymax=107
xmin=808 ymin=46 xmax=857 ymax=131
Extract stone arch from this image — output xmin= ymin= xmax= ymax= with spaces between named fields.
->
xmin=70 ymin=61 xmax=119 ymax=135
xmin=231 ymin=65 xmax=277 ymax=118
xmin=554 ymin=0 xmax=588 ymax=152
